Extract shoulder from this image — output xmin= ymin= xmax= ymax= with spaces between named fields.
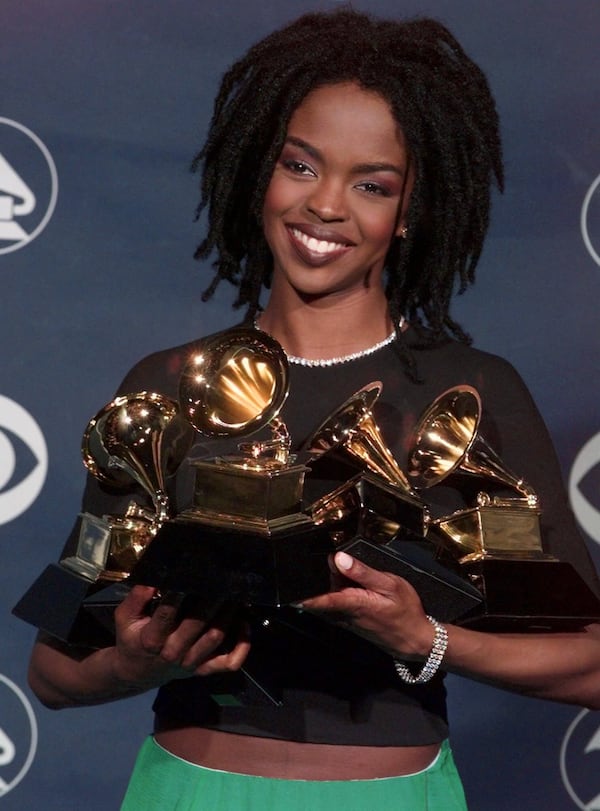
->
xmin=413 ymin=335 xmax=530 ymax=396
xmin=414 ymin=334 xmax=513 ymax=370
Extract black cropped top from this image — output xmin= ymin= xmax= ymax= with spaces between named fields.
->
xmin=60 ymin=326 xmax=600 ymax=746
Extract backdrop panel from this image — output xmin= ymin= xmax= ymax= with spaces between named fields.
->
xmin=2 ymin=2 xmax=599 ymax=808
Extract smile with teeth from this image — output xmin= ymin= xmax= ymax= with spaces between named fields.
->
xmin=289 ymin=227 xmax=349 ymax=255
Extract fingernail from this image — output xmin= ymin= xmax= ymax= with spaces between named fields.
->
xmin=336 ymin=551 xmax=353 ymax=571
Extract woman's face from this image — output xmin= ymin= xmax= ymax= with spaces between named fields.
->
xmin=262 ymin=81 xmax=413 ymax=302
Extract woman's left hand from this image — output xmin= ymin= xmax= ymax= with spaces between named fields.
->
xmin=301 ymin=551 xmax=436 ymax=660
xmin=302 ymin=552 xmax=600 ymax=709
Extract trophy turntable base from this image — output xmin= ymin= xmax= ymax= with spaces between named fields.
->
xmin=456 ymin=557 xmax=600 ymax=631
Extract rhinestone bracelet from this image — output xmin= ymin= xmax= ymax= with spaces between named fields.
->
xmin=393 ymin=616 xmax=448 ymax=684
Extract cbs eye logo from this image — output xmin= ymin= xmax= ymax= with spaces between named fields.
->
xmin=0 ymin=674 xmax=38 ymax=797
xmin=569 ymin=432 xmax=600 ymax=547
xmin=581 ymin=172 xmax=600 ymax=268
xmin=0 ymin=396 xmax=47 ymax=526
xmin=561 ymin=709 xmax=600 ymax=810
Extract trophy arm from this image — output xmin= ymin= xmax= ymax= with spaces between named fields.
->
xmin=462 ymin=437 xmax=538 ymax=507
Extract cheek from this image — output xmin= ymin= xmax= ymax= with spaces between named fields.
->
xmin=361 ymin=207 xmax=400 ymax=250
xmin=263 ymin=173 xmax=298 ymax=221
xmin=262 ymin=178 xmax=294 ymax=256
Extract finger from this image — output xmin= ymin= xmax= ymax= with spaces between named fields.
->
xmin=194 ymin=627 xmax=252 ymax=675
xmin=301 ymin=587 xmax=370 ymax=615
xmin=159 ymin=602 xmax=242 ymax=666
xmin=117 ymin=585 xmax=158 ymax=622
xmin=167 ymin=626 xmax=226 ymax=672
xmin=158 ymin=614 xmax=212 ymax=664
xmin=139 ymin=592 xmax=186 ymax=654
xmin=332 ymin=552 xmax=399 ymax=594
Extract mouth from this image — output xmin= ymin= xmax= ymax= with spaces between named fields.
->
xmin=286 ymin=225 xmax=354 ymax=265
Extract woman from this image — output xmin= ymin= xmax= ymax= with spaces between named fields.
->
xmin=27 ymin=9 xmax=600 ymax=810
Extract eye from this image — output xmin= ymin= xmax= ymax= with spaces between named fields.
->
xmin=281 ymin=159 xmax=316 ymax=177
xmin=355 ymin=181 xmax=392 ymax=197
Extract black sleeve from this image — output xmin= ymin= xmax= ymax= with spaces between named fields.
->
xmin=475 ymin=355 xmax=600 ymax=595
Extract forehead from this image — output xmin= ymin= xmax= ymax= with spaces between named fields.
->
xmin=286 ymin=81 xmax=408 ymax=158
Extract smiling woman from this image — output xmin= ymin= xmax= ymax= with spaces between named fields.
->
xmin=24 ymin=7 xmax=600 ymax=811
xmin=260 ymin=82 xmax=412 ymax=351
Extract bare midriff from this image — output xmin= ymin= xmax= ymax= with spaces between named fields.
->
xmin=153 ymin=727 xmax=441 ymax=780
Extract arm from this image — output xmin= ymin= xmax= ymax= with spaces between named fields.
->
xmin=302 ymin=551 xmax=600 ymax=709
xmin=29 ymin=585 xmax=250 ymax=709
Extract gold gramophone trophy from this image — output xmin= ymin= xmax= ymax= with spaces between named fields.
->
xmin=13 ymin=392 xmax=194 ymax=645
xmin=303 ymin=383 xmax=483 ymax=623
xmin=407 ymin=385 xmax=600 ymax=630
xmin=179 ymin=327 xmax=311 ymax=533
xmin=305 ymin=381 xmax=426 ymax=536
xmin=127 ymin=327 xmax=334 ymax=607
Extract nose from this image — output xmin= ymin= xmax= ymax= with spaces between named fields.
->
xmin=305 ymin=177 xmax=348 ymax=223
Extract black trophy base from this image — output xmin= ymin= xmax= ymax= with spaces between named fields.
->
xmin=12 ymin=563 xmax=116 ymax=647
xmin=127 ymin=517 xmax=335 ymax=608
xmin=316 ymin=473 xmax=481 ymax=623
xmin=341 ymin=534 xmax=483 ymax=623
xmin=456 ymin=557 xmax=600 ymax=631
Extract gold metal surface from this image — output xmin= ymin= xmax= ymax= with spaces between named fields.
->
xmin=433 ymin=504 xmax=544 ymax=562
xmin=179 ymin=327 xmax=289 ymax=443
xmin=82 ymin=391 xmax=192 ymax=522
xmin=310 ymin=472 xmax=427 ymax=543
xmin=62 ymin=505 xmax=155 ymax=582
xmin=303 ymin=382 xmax=414 ymax=495
xmin=76 ymin=392 xmax=193 ymax=580
xmin=179 ymin=327 xmax=312 ymax=531
xmin=407 ymin=385 xmax=542 ymax=561
xmin=407 ymin=385 xmax=538 ymax=505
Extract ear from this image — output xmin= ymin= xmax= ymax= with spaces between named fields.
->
xmin=395 ymin=222 xmax=408 ymax=240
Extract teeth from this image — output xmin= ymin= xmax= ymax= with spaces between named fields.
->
xmin=291 ymin=228 xmax=347 ymax=254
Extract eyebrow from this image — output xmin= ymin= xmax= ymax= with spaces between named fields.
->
xmin=284 ymin=136 xmax=405 ymax=178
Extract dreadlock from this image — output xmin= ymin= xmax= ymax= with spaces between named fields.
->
xmin=191 ymin=8 xmax=503 ymax=353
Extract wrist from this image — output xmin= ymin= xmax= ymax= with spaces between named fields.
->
xmin=393 ymin=616 xmax=449 ymax=684
xmin=103 ymin=645 xmax=151 ymax=694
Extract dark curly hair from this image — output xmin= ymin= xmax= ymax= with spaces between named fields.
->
xmin=191 ymin=7 xmax=503 ymax=357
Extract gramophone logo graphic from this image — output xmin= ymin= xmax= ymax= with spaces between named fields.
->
xmin=0 ymin=118 xmax=58 ymax=255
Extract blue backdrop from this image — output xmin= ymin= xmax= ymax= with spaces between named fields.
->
xmin=2 ymin=1 xmax=600 ymax=808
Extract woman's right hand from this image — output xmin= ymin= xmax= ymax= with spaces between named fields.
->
xmin=28 ymin=587 xmax=250 ymax=709
xmin=113 ymin=586 xmax=251 ymax=688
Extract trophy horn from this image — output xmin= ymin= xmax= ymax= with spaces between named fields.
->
xmin=82 ymin=391 xmax=193 ymax=523
xmin=179 ymin=327 xmax=289 ymax=436
xmin=407 ymin=385 xmax=537 ymax=504
xmin=179 ymin=327 xmax=291 ymax=464
xmin=302 ymin=382 xmax=414 ymax=495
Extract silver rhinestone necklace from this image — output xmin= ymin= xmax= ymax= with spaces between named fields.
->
xmin=254 ymin=316 xmax=404 ymax=368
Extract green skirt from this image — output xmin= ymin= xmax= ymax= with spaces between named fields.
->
xmin=120 ymin=736 xmax=467 ymax=811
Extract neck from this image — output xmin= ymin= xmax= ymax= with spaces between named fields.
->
xmin=258 ymin=289 xmax=395 ymax=362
